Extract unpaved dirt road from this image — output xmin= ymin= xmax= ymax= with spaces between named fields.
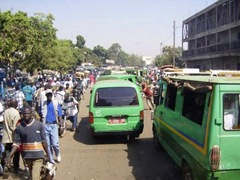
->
xmin=4 ymin=88 xmax=181 ymax=180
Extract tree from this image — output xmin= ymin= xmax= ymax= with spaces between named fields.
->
xmin=0 ymin=11 xmax=36 ymax=77
xmin=107 ymin=43 xmax=122 ymax=61
xmin=128 ymin=54 xmax=144 ymax=67
xmin=27 ymin=13 xmax=57 ymax=73
xmin=154 ymin=46 xmax=183 ymax=68
xmin=116 ymin=50 xmax=129 ymax=66
xmin=73 ymin=48 xmax=85 ymax=66
xmin=92 ymin=45 xmax=108 ymax=64
xmin=76 ymin=35 xmax=86 ymax=49
xmin=41 ymin=39 xmax=75 ymax=71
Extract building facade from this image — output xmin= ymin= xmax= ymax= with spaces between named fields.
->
xmin=182 ymin=0 xmax=240 ymax=70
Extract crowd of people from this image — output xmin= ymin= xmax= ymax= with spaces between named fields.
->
xmin=0 ymin=66 xmax=163 ymax=179
xmin=0 ymin=71 xmax=95 ymax=179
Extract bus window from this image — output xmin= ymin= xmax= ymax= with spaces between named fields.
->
xmin=223 ymin=94 xmax=240 ymax=131
xmin=182 ymin=89 xmax=206 ymax=126
xmin=164 ymin=85 xmax=177 ymax=110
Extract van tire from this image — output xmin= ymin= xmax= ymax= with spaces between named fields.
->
xmin=182 ymin=162 xmax=193 ymax=180
xmin=153 ymin=128 xmax=161 ymax=150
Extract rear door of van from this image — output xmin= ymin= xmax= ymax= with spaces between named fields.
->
xmin=219 ymin=85 xmax=240 ymax=170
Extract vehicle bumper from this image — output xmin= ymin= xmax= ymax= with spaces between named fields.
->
xmin=90 ymin=123 xmax=144 ymax=137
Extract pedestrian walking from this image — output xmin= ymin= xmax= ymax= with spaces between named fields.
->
xmin=62 ymin=93 xmax=78 ymax=131
xmin=41 ymin=89 xmax=62 ymax=164
xmin=22 ymin=81 xmax=34 ymax=107
xmin=141 ymin=80 xmax=154 ymax=110
xmin=55 ymin=85 xmax=65 ymax=106
xmin=7 ymin=106 xmax=50 ymax=180
xmin=89 ymin=73 xmax=95 ymax=89
xmin=2 ymin=99 xmax=21 ymax=173
xmin=13 ymin=84 xmax=25 ymax=110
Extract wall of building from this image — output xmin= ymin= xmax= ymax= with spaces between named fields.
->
xmin=187 ymin=57 xmax=240 ymax=70
xmin=182 ymin=0 xmax=240 ymax=70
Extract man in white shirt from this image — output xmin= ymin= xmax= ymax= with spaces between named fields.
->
xmin=55 ymin=85 xmax=65 ymax=106
xmin=64 ymin=77 xmax=73 ymax=89
xmin=62 ymin=93 xmax=78 ymax=131
xmin=13 ymin=84 xmax=25 ymax=110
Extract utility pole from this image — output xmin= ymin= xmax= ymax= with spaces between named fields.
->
xmin=173 ymin=20 xmax=176 ymax=67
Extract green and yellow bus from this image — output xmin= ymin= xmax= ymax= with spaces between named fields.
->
xmin=152 ymin=72 xmax=240 ymax=179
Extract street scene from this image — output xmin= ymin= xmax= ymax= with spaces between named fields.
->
xmin=1 ymin=84 xmax=182 ymax=180
xmin=1 ymin=0 xmax=240 ymax=180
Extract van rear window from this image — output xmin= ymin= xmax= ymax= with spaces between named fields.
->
xmin=94 ymin=87 xmax=139 ymax=107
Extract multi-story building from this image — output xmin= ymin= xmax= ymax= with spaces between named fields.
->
xmin=182 ymin=0 xmax=240 ymax=70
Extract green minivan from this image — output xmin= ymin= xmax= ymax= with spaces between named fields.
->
xmin=152 ymin=72 xmax=240 ymax=179
xmin=89 ymin=79 xmax=144 ymax=139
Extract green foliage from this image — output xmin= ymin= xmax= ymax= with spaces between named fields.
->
xmin=73 ymin=48 xmax=85 ymax=66
xmin=116 ymin=50 xmax=129 ymax=66
xmin=76 ymin=35 xmax=86 ymax=49
xmin=0 ymin=11 xmax=57 ymax=75
xmin=0 ymin=11 xmax=35 ymax=68
xmin=25 ymin=13 xmax=57 ymax=73
xmin=92 ymin=45 xmax=108 ymax=64
xmin=107 ymin=43 xmax=122 ymax=61
xmin=154 ymin=46 xmax=183 ymax=68
xmin=42 ymin=39 xmax=75 ymax=70
xmin=128 ymin=54 xmax=144 ymax=67
xmin=0 ymin=9 xmax=166 ymax=76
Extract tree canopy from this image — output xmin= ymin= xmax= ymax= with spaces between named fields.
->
xmin=0 ymin=10 xmax=182 ymax=78
xmin=154 ymin=46 xmax=183 ymax=68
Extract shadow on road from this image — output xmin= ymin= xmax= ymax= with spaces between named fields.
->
xmin=72 ymin=115 xmax=182 ymax=179
xmin=73 ymin=116 xmax=93 ymax=145
xmin=126 ymin=137 xmax=182 ymax=180
xmin=73 ymin=116 xmax=129 ymax=145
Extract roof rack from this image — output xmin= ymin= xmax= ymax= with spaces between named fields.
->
xmin=208 ymin=70 xmax=240 ymax=77
xmin=161 ymin=68 xmax=212 ymax=77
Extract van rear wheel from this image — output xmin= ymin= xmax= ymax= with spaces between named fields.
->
xmin=182 ymin=162 xmax=193 ymax=180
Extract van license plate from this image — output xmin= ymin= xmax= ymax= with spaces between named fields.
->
xmin=108 ymin=118 xmax=126 ymax=124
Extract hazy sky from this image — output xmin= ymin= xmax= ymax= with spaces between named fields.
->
xmin=0 ymin=0 xmax=217 ymax=57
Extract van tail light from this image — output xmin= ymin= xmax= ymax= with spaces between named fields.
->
xmin=210 ymin=145 xmax=220 ymax=171
xmin=89 ymin=112 xmax=94 ymax=124
xmin=140 ymin=110 xmax=144 ymax=122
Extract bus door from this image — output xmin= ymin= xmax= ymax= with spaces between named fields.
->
xmin=220 ymin=93 xmax=240 ymax=170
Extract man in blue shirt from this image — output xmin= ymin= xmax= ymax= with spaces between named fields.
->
xmin=41 ymin=89 xmax=63 ymax=164
xmin=22 ymin=82 xmax=34 ymax=107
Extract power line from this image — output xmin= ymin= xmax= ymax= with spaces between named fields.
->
xmin=161 ymin=24 xmax=181 ymax=45
xmin=161 ymin=33 xmax=173 ymax=45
